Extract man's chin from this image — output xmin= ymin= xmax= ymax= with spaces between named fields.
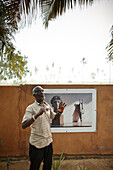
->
xmin=41 ymin=96 xmax=45 ymax=101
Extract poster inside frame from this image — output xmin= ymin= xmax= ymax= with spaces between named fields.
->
xmin=44 ymin=89 xmax=97 ymax=133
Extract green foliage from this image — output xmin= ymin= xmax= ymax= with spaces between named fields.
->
xmin=0 ymin=0 xmax=19 ymax=51
xmin=0 ymin=1 xmax=29 ymax=82
xmin=52 ymin=152 xmax=65 ymax=170
xmin=78 ymin=163 xmax=90 ymax=170
xmin=0 ymin=44 xmax=29 ymax=81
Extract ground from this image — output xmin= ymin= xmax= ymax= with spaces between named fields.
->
xmin=0 ymin=155 xmax=113 ymax=170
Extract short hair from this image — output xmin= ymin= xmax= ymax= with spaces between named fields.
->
xmin=50 ymin=96 xmax=61 ymax=105
xmin=32 ymin=86 xmax=43 ymax=96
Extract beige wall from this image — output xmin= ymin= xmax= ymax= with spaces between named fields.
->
xmin=0 ymin=85 xmax=113 ymax=157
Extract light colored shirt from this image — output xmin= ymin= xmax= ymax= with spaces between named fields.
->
xmin=22 ymin=101 xmax=55 ymax=148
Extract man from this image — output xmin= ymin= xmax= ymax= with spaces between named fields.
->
xmin=22 ymin=86 xmax=66 ymax=170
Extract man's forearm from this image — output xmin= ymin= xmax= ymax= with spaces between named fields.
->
xmin=22 ymin=113 xmax=41 ymax=129
xmin=22 ymin=110 xmax=44 ymax=129
xmin=22 ymin=117 xmax=35 ymax=129
xmin=22 ymin=107 xmax=48 ymax=129
xmin=54 ymin=113 xmax=61 ymax=120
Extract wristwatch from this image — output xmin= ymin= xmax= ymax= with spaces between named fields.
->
xmin=32 ymin=115 xmax=36 ymax=121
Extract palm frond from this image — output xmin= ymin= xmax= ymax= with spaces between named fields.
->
xmin=106 ymin=25 xmax=113 ymax=61
xmin=106 ymin=41 xmax=113 ymax=61
xmin=39 ymin=0 xmax=94 ymax=28
xmin=78 ymin=0 xmax=93 ymax=6
xmin=19 ymin=0 xmax=94 ymax=28
xmin=0 ymin=0 xmax=20 ymax=51
xmin=0 ymin=0 xmax=95 ymax=53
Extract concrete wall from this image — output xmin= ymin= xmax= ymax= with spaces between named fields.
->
xmin=0 ymin=85 xmax=113 ymax=157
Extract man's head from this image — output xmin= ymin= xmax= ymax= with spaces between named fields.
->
xmin=32 ymin=86 xmax=45 ymax=103
xmin=51 ymin=96 xmax=61 ymax=111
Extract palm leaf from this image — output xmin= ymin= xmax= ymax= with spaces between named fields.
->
xmin=0 ymin=0 xmax=95 ymax=48
xmin=0 ymin=0 xmax=20 ymax=51
xmin=19 ymin=0 xmax=94 ymax=28
xmin=106 ymin=29 xmax=113 ymax=61
xmin=39 ymin=0 xmax=94 ymax=28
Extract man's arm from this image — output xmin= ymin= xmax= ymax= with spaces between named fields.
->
xmin=22 ymin=106 xmax=48 ymax=129
xmin=22 ymin=114 xmax=40 ymax=129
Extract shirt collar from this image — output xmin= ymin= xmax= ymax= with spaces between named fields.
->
xmin=35 ymin=100 xmax=48 ymax=106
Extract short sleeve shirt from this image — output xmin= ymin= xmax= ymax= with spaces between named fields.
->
xmin=22 ymin=101 xmax=55 ymax=148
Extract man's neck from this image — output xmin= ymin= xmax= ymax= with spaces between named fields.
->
xmin=36 ymin=99 xmax=44 ymax=104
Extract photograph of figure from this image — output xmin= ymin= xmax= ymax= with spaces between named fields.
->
xmin=50 ymin=96 xmax=62 ymax=126
xmin=44 ymin=89 xmax=96 ymax=132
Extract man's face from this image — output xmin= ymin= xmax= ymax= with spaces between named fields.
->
xmin=34 ymin=87 xmax=45 ymax=102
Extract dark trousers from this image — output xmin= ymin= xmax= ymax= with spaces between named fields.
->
xmin=29 ymin=143 xmax=53 ymax=170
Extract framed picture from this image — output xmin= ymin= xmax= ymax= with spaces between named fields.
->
xmin=45 ymin=89 xmax=97 ymax=133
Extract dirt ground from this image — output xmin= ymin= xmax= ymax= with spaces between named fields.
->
xmin=0 ymin=156 xmax=113 ymax=170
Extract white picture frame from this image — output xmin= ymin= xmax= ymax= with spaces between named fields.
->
xmin=45 ymin=89 xmax=97 ymax=133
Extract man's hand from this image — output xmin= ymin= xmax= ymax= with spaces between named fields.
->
xmin=22 ymin=105 xmax=50 ymax=129
xmin=57 ymin=101 xmax=66 ymax=113
xmin=39 ymin=105 xmax=50 ymax=115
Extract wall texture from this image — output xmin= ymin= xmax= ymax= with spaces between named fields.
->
xmin=0 ymin=85 xmax=113 ymax=157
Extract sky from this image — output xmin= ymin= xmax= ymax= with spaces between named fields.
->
xmin=13 ymin=0 xmax=113 ymax=84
